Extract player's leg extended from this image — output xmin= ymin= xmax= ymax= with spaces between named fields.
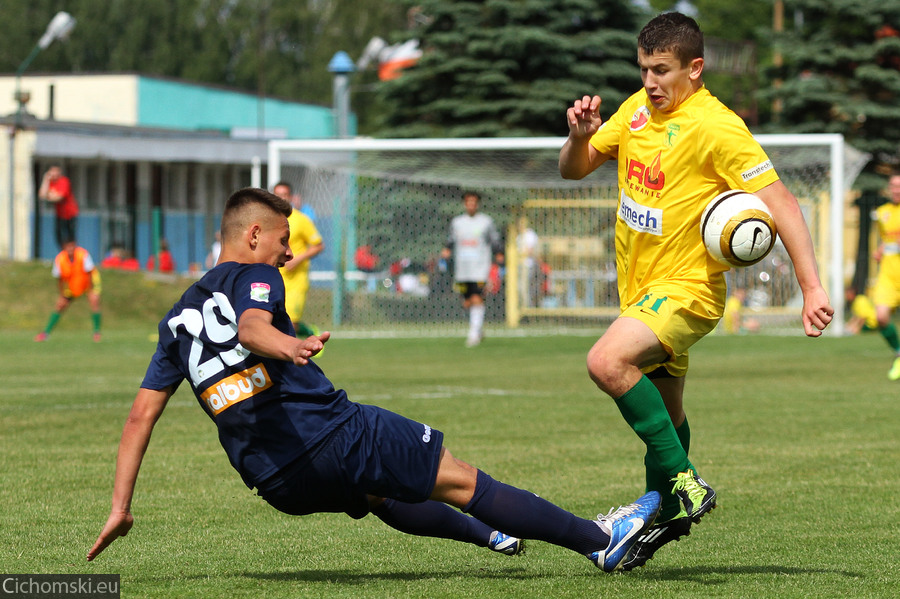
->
xmin=587 ymin=317 xmax=695 ymax=476
xmin=431 ymin=448 xmax=661 ymax=571
xmin=588 ymin=314 xmax=715 ymax=521
xmin=644 ymin=372 xmax=690 ymax=522
xmin=370 ymin=497 xmax=524 ymax=555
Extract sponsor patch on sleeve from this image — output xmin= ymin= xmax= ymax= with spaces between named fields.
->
xmin=741 ymin=160 xmax=774 ymax=182
xmin=250 ymin=282 xmax=271 ymax=303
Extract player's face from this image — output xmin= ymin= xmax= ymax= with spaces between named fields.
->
xmin=464 ymin=195 xmax=479 ymax=216
xmin=889 ymin=176 xmax=900 ymax=203
xmin=638 ymin=48 xmax=703 ymax=113
xmin=257 ymin=217 xmax=293 ymax=268
xmin=273 ymin=185 xmax=291 ymax=201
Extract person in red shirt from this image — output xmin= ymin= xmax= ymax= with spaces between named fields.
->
xmin=35 ymin=240 xmax=102 ymax=342
xmin=38 ymin=165 xmax=79 ymax=248
xmin=146 ymin=238 xmax=175 ymax=273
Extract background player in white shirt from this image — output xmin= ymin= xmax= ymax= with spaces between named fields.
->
xmin=441 ymin=191 xmax=504 ymax=347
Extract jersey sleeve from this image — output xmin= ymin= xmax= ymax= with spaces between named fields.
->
xmin=82 ymin=251 xmax=96 ymax=272
xmin=231 ymin=263 xmax=287 ymax=321
xmin=295 ymin=213 xmax=323 ymax=246
xmin=703 ymin=112 xmax=779 ymax=193
xmin=589 ymin=93 xmax=639 ymax=159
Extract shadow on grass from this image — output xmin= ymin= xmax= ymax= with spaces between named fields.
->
xmin=240 ymin=566 xmax=534 ymax=583
xmin=132 ymin=564 xmax=864 ymax=587
xmin=635 ymin=564 xmax=864 ymax=582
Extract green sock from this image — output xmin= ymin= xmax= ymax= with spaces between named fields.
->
xmin=880 ymin=322 xmax=900 ymax=353
xmin=44 ymin=312 xmax=61 ymax=334
xmin=646 ymin=417 xmax=692 ymax=521
xmin=92 ymin=312 xmax=101 ymax=333
xmin=296 ymin=322 xmax=316 ymax=337
xmin=614 ymin=375 xmax=694 ymax=483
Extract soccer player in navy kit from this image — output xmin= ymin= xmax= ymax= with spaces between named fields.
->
xmin=87 ymin=187 xmax=660 ymax=572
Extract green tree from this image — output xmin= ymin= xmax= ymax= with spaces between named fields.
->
xmin=760 ymin=0 xmax=900 ymax=189
xmin=374 ymin=0 xmax=646 ymax=138
xmin=2 ymin=0 xmax=406 ymax=130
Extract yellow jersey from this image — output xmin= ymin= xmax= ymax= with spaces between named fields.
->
xmin=281 ymin=210 xmax=323 ymax=282
xmin=873 ymin=201 xmax=900 ymax=307
xmin=590 ymin=87 xmax=780 ymax=309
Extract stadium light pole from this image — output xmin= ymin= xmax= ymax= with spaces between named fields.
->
xmin=327 ymin=51 xmax=355 ymax=138
xmin=327 ymin=51 xmax=357 ymax=323
xmin=8 ymin=11 xmax=76 ymax=260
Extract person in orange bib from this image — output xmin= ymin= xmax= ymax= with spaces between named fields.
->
xmin=35 ymin=240 xmax=103 ymax=342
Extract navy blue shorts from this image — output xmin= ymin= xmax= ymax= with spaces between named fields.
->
xmin=256 ymin=403 xmax=444 ymax=519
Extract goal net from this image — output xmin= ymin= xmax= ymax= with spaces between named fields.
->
xmin=268 ymin=135 xmax=868 ymax=338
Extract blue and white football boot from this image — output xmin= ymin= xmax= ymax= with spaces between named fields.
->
xmin=488 ymin=531 xmax=525 ymax=556
xmin=587 ymin=491 xmax=661 ymax=572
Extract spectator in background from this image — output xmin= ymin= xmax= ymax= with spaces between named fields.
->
xmin=38 ymin=165 xmax=79 ymax=248
xmin=206 ymin=231 xmax=222 ymax=269
xmin=35 ymin=239 xmax=102 ymax=343
xmin=355 ymin=244 xmax=380 ymax=273
xmin=273 ymin=181 xmax=325 ymax=337
xmin=146 ymin=239 xmax=175 ymax=273
xmin=440 ymin=191 xmax=504 ymax=347
xmin=516 ymin=215 xmax=541 ymax=307
xmin=101 ymin=243 xmax=126 ymax=270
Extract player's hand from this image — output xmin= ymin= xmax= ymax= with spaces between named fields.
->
xmin=290 ymin=331 xmax=331 ymax=366
xmin=565 ymin=95 xmax=603 ymax=139
xmin=802 ymin=286 xmax=833 ymax=337
xmin=87 ymin=510 xmax=134 ymax=561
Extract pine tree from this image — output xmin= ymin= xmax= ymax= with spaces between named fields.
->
xmin=375 ymin=0 xmax=646 ymax=138
xmin=764 ymin=0 xmax=900 ymax=189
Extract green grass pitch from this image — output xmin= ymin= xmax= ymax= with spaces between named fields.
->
xmin=1 ymin=327 xmax=898 ymax=598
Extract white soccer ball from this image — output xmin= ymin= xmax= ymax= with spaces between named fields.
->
xmin=700 ymin=190 xmax=777 ymax=267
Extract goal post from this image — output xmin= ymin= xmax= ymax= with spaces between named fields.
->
xmin=268 ymin=135 xmax=867 ymax=338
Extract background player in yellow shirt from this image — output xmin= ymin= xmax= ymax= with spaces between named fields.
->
xmin=871 ymin=172 xmax=900 ymax=379
xmin=559 ymin=12 xmax=833 ymax=570
xmin=274 ymin=181 xmax=325 ymax=338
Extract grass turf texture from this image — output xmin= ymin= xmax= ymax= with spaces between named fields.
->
xmin=1 ymin=263 xmax=898 ymax=597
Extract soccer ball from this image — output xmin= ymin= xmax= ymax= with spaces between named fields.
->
xmin=700 ymin=190 xmax=777 ymax=267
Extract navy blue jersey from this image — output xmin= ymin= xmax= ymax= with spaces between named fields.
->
xmin=141 ymin=262 xmax=356 ymax=489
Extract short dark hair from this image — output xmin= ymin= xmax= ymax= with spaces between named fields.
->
xmin=274 ymin=180 xmax=292 ymax=192
xmin=221 ymin=187 xmax=292 ymax=240
xmin=463 ymin=190 xmax=481 ymax=202
xmin=638 ymin=12 xmax=704 ymax=65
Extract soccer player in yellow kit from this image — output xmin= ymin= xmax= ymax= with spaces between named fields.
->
xmin=872 ymin=173 xmax=900 ymax=379
xmin=274 ymin=181 xmax=324 ymax=338
xmin=559 ymin=12 xmax=833 ymax=570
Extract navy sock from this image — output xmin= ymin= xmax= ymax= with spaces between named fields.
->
xmin=371 ymin=498 xmax=494 ymax=547
xmin=463 ymin=470 xmax=608 ymax=555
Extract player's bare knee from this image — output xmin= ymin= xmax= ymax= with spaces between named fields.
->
xmin=586 ymin=345 xmax=620 ymax=389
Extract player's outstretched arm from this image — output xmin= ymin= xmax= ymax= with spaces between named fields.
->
xmin=756 ymin=181 xmax=834 ymax=336
xmin=87 ymin=387 xmax=172 ymax=561
xmin=237 ymin=308 xmax=329 ymax=366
